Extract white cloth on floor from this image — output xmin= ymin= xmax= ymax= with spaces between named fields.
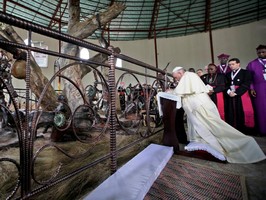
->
xmin=84 ymin=144 xmax=173 ymax=200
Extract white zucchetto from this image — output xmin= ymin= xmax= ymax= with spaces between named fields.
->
xmin=172 ymin=66 xmax=183 ymax=73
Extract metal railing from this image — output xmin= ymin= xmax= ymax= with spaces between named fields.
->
xmin=0 ymin=11 xmax=171 ymax=199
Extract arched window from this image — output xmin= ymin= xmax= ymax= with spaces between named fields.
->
xmin=80 ymin=48 xmax=90 ymax=59
xmin=24 ymin=39 xmax=34 ymax=46
xmin=116 ymin=58 xmax=122 ymax=68
xmin=24 ymin=39 xmax=35 ymax=56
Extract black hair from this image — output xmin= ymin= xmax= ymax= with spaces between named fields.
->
xmin=256 ymin=45 xmax=266 ymax=50
xmin=228 ymin=58 xmax=240 ymax=63
xmin=207 ymin=63 xmax=217 ymax=68
xmin=188 ymin=67 xmax=195 ymax=72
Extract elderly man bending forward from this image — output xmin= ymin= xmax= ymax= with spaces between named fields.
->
xmin=171 ymin=66 xmax=265 ymax=164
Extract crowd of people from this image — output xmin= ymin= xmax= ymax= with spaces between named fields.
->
xmin=183 ymin=44 xmax=266 ymax=136
xmin=167 ymin=44 xmax=266 ymax=164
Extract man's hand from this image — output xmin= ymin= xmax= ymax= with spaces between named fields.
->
xmin=250 ymin=89 xmax=256 ymax=97
xmin=165 ymin=89 xmax=175 ymax=94
xmin=229 ymin=91 xmax=237 ymax=97
xmin=208 ymin=90 xmax=214 ymax=95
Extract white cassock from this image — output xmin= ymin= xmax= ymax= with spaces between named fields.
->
xmin=173 ymin=72 xmax=266 ymax=163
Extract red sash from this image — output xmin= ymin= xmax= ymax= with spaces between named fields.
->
xmin=216 ymin=92 xmax=225 ymax=120
xmin=236 ymin=86 xmax=254 ymax=127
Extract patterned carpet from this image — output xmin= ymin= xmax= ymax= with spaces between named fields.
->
xmin=144 ymin=158 xmax=248 ymax=200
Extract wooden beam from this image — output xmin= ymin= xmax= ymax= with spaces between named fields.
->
xmin=148 ymin=0 xmax=161 ymax=39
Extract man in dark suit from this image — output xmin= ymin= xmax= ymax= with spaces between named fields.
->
xmin=224 ymin=58 xmax=254 ymax=134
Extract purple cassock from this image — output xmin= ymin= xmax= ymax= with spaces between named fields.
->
xmin=247 ymin=58 xmax=266 ymax=136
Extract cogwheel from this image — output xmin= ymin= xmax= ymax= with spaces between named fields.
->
xmin=54 ymin=113 xmax=66 ymax=127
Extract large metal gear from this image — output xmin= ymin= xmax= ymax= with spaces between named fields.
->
xmin=53 ymin=112 xmax=66 ymax=127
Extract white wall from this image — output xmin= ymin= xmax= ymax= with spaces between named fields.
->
xmin=111 ymin=19 xmax=266 ymax=73
xmin=11 ymin=19 xmax=266 ymax=87
xmin=212 ymin=19 xmax=266 ymax=66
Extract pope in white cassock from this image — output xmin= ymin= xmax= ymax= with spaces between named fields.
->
xmin=171 ymin=66 xmax=265 ymax=164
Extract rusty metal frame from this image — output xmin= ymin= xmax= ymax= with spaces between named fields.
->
xmin=0 ymin=12 xmax=168 ymax=199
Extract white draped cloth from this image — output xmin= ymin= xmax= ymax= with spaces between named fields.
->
xmin=156 ymin=92 xmax=181 ymax=116
xmin=174 ymin=72 xmax=266 ymax=164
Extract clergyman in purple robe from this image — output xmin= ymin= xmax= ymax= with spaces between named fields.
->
xmin=246 ymin=44 xmax=266 ymax=136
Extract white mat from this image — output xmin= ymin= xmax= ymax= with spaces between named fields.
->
xmin=84 ymin=144 xmax=173 ymax=200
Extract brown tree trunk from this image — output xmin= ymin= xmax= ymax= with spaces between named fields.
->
xmin=0 ymin=2 xmax=126 ymax=111
xmin=60 ymin=1 xmax=125 ymax=112
xmin=0 ymin=26 xmax=58 ymax=110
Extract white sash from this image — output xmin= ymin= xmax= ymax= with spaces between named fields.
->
xmin=230 ymin=68 xmax=241 ymax=85
xmin=258 ymin=58 xmax=266 ymax=71
xmin=219 ymin=64 xmax=228 ymax=73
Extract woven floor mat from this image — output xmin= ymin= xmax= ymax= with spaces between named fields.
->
xmin=144 ymin=158 xmax=247 ymax=200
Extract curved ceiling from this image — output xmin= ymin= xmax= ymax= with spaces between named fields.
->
xmin=0 ymin=0 xmax=265 ymax=41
